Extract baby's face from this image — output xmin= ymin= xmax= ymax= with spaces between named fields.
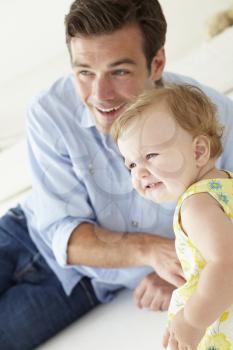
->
xmin=118 ymin=102 xmax=198 ymax=203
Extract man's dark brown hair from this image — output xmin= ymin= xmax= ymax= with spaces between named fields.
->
xmin=65 ymin=0 xmax=167 ymax=70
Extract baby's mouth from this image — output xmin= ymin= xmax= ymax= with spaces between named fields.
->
xmin=145 ymin=182 xmax=163 ymax=190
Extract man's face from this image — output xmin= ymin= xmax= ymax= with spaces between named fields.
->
xmin=70 ymin=24 xmax=165 ymax=133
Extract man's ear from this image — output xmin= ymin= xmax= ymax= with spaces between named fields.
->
xmin=193 ymin=135 xmax=211 ymax=167
xmin=149 ymin=47 xmax=166 ymax=82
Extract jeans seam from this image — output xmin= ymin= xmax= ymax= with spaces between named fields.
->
xmin=79 ymin=279 xmax=96 ymax=307
xmin=14 ymin=252 xmax=41 ymax=281
xmin=7 ymin=211 xmax=25 ymax=220
xmin=1 ymin=209 xmax=36 ymax=256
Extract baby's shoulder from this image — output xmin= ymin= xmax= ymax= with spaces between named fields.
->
xmin=181 ymin=192 xmax=220 ymax=219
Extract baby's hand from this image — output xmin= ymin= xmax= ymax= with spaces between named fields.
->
xmin=163 ymin=309 xmax=205 ymax=350
xmin=162 ymin=327 xmax=170 ymax=348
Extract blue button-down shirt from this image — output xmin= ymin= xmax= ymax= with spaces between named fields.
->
xmin=21 ymin=72 xmax=233 ymax=302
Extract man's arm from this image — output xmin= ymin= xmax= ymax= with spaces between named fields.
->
xmin=68 ymin=222 xmax=184 ymax=288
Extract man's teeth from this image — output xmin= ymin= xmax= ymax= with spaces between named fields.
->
xmin=97 ymin=105 xmax=122 ymax=112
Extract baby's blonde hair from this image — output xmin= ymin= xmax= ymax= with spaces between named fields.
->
xmin=111 ymin=84 xmax=224 ymax=158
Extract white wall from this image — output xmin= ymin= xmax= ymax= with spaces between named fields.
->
xmin=0 ymin=0 xmax=71 ymax=83
xmin=162 ymin=0 xmax=233 ymax=63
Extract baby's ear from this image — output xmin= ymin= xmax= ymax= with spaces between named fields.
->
xmin=193 ymin=135 xmax=210 ymax=167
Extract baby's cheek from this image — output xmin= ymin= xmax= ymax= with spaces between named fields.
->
xmin=132 ymin=178 xmax=143 ymax=196
xmin=151 ymin=150 xmax=185 ymax=179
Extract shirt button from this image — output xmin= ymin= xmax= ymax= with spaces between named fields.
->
xmin=88 ymin=164 xmax=94 ymax=175
xmin=131 ymin=220 xmax=138 ymax=228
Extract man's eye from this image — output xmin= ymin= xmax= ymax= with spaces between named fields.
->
xmin=79 ymin=71 xmax=94 ymax=76
xmin=146 ymin=153 xmax=158 ymax=160
xmin=113 ymin=69 xmax=130 ymax=76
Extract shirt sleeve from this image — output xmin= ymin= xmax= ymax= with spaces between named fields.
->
xmin=26 ymin=96 xmax=96 ymax=267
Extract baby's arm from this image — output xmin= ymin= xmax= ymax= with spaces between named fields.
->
xmin=164 ymin=192 xmax=233 ymax=349
xmin=181 ymin=192 xmax=233 ymax=329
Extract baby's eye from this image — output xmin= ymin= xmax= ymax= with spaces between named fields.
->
xmin=128 ymin=162 xmax=136 ymax=170
xmin=146 ymin=153 xmax=159 ymax=160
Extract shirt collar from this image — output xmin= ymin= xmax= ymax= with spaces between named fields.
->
xmin=70 ymin=74 xmax=95 ymax=129
xmin=79 ymin=106 xmax=96 ymax=128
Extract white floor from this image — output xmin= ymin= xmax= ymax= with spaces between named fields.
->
xmin=38 ymin=289 xmax=167 ymax=350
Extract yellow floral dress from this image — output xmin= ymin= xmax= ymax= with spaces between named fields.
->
xmin=168 ymin=171 xmax=233 ymax=350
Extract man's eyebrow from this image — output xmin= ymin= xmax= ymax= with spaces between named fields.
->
xmin=108 ymin=59 xmax=136 ymax=68
xmin=72 ymin=61 xmax=90 ymax=68
xmin=72 ymin=58 xmax=136 ymax=68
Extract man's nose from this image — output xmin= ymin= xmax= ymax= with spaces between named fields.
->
xmin=93 ymin=75 xmax=115 ymax=101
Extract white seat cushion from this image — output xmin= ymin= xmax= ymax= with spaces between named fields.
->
xmin=38 ymin=290 xmax=167 ymax=350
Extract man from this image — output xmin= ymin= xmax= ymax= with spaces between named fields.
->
xmin=1 ymin=1 xmax=233 ymax=349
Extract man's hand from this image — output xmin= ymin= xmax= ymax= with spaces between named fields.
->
xmin=133 ymin=272 xmax=176 ymax=311
xmin=162 ymin=309 xmax=205 ymax=350
xmin=148 ymin=237 xmax=185 ymax=288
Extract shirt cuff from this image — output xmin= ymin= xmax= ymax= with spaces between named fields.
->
xmin=52 ymin=218 xmax=94 ymax=267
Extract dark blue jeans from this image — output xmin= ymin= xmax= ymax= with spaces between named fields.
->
xmin=0 ymin=206 xmax=100 ymax=350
